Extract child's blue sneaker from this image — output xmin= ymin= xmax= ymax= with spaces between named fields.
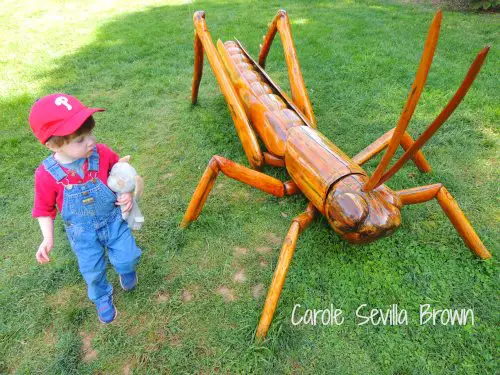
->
xmin=119 ymin=271 xmax=137 ymax=291
xmin=96 ymin=300 xmax=117 ymax=324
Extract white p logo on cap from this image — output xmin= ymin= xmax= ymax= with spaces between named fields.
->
xmin=55 ymin=96 xmax=72 ymax=111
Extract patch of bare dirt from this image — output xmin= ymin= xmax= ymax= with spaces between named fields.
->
xmin=231 ymin=189 xmax=250 ymax=200
xmin=156 ymin=291 xmax=170 ymax=303
xmin=233 ymin=269 xmax=246 ymax=283
xmin=291 ymin=360 xmax=303 ymax=373
xmin=256 ymin=246 xmax=272 ymax=254
xmin=165 ymin=272 xmax=178 ymax=281
xmin=127 ymin=315 xmax=148 ymax=336
xmin=169 ymin=334 xmax=182 ymax=347
xmin=252 ymin=283 xmax=266 ymax=299
xmin=122 ymin=362 xmax=133 ymax=375
xmin=259 ymin=258 xmax=268 ymax=268
xmin=182 ymin=285 xmax=199 ymax=302
xmin=234 ymin=246 xmax=248 ymax=256
xmin=43 ymin=326 xmax=56 ymax=347
xmin=46 ymin=285 xmax=81 ymax=309
xmin=182 ymin=290 xmax=194 ymax=302
xmin=267 ymin=232 xmax=282 ymax=245
xmin=217 ymin=286 xmax=236 ymax=302
xmin=145 ymin=329 xmax=167 ymax=351
xmin=80 ymin=331 xmax=97 ymax=363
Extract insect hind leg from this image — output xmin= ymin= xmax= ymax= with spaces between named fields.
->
xmin=397 ymin=184 xmax=491 ymax=259
xmin=256 ymin=203 xmax=316 ymax=340
xmin=191 ymin=11 xmax=263 ymax=169
xmin=259 ymin=10 xmax=316 ymax=127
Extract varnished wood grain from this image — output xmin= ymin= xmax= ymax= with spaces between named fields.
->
xmin=236 ymin=40 xmax=314 ymax=129
xmin=436 ymin=187 xmax=491 ymax=259
xmin=397 ymin=184 xmax=442 ymax=205
xmin=191 ymin=31 xmax=204 ymax=104
xmin=353 ymin=128 xmax=395 ymax=165
xmin=399 ymin=132 xmax=431 ymax=173
xmin=353 ymin=128 xmax=431 ymax=172
xmin=263 ymin=152 xmax=285 ymax=167
xmin=217 ymin=40 xmax=305 ymax=156
xmin=285 ymin=126 xmax=365 ymax=213
xmin=325 ymin=174 xmax=401 ymax=243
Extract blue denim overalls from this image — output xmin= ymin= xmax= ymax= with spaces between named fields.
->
xmin=43 ymin=148 xmax=142 ymax=306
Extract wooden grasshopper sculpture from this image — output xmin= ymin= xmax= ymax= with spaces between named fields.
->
xmin=181 ymin=10 xmax=492 ymax=339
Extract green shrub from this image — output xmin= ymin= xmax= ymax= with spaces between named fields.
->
xmin=469 ymin=0 xmax=500 ymax=10
xmin=436 ymin=0 xmax=499 ymax=10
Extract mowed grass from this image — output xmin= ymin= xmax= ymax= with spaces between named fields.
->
xmin=1 ymin=0 xmax=498 ymax=373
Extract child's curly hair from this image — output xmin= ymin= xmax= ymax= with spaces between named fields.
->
xmin=46 ymin=116 xmax=95 ymax=147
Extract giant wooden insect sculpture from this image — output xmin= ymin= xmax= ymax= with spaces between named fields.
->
xmin=181 ymin=10 xmax=492 ymax=339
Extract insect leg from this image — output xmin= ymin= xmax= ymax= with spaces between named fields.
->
xmin=397 ymin=184 xmax=491 ymax=259
xmin=258 ymin=10 xmax=316 ymax=127
xmin=256 ymin=203 xmax=316 ymax=340
xmin=263 ymin=152 xmax=285 ymax=168
xmin=191 ymin=30 xmax=204 ymax=104
xmin=353 ymin=128 xmax=430 ymax=173
xmin=192 ymin=11 xmax=263 ymax=169
xmin=180 ymin=155 xmax=298 ymax=228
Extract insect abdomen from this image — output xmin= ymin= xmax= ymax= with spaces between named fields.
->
xmin=217 ymin=40 xmax=305 ymax=156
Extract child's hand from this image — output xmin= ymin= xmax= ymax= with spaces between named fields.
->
xmin=36 ymin=238 xmax=53 ymax=264
xmin=116 ymin=192 xmax=133 ymax=212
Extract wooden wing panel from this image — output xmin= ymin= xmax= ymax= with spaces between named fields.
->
xmin=285 ymin=126 xmax=366 ymax=213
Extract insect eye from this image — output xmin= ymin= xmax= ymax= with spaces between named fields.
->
xmin=326 ymin=192 xmax=368 ymax=231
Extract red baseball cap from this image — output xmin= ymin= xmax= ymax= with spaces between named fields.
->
xmin=29 ymin=93 xmax=105 ymax=144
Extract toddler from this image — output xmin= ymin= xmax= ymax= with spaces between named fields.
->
xmin=30 ymin=93 xmax=142 ymax=323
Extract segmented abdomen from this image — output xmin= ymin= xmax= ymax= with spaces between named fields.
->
xmin=217 ymin=40 xmax=306 ymax=156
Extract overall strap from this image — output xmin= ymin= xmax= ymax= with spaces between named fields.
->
xmin=42 ymin=155 xmax=68 ymax=182
xmin=88 ymin=146 xmax=99 ymax=172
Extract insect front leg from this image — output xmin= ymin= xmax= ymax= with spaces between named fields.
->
xmin=397 ymin=184 xmax=491 ymax=259
xmin=352 ymin=128 xmax=431 ymax=173
xmin=256 ymin=203 xmax=316 ymax=340
xmin=180 ymin=155 xmax=298 ymax=228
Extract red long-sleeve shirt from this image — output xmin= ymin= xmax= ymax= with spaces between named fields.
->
xmin=32 ymin=144 xmax=120 ymax=219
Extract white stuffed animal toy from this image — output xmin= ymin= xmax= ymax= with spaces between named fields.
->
xmin=108 ymin=156 xmax=144 ymax=230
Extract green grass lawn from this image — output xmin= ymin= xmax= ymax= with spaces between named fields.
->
xmin=1 ymin=0 xmax=498 ymax=373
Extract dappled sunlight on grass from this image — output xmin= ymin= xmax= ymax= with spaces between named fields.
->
xmin=0 ymin=0 xmax=185 ymax=97
xmin=291 ymin=18 xmax=310 ymax=25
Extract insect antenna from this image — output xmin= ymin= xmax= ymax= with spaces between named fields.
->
xmin=363 ymin=10 xmax=442 ymax=191
xmin=374 ymin=46 xmax=491 ymax=188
